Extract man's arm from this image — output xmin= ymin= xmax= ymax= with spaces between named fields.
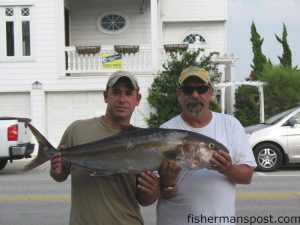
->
xmin=136 ymin=171 xmax=160 ymax=206
xmin=210 ymin=150 xmax=254 ymax=184
xmin=158 ymin=160 xmax=181 ymax=199
xmin=222 ymin=164 xmax=254 ymax=184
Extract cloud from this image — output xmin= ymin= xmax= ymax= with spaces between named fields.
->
xmin=228 ymin=0 xmax=300 ymax=25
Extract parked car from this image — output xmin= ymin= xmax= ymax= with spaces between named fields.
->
xmin=245 ymin=105 xmax=300 ymax=172
xmin=0 ymin=117 xmax=35 ymax=171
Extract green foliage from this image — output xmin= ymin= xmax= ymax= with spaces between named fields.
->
xmin=260 ymin=65 xmax=300 ymax=118
xmin=146 ymin=49 xmax=221 ymax=128
xmin=235 ymin=22 xmax=300 ymax=127
xmin=275 ymin=23 xmax=292 ymax=68
xmin=250 ymin=22 xmax=268 ymax=79
xmin=235 ymin=22 xmax=267 ymax=126
xmin=236 ymin=65 xmax=300 ymax=126
xmin=210 ymin=99 xmax=222 ymax=113
xmin=235 ymin=86 xmax=260 ymax=126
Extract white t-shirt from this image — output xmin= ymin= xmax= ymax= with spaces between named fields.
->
xmin=156 ymin=112 xmax=257 ymax=225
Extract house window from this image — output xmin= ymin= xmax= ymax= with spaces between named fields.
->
xmin=183 ymin=34 xmax=206 ymax=44
xmin=5 ymin=8 xmax=14 ymax=16
xmin=0 ymin=6 xmax=33 ymax=59
xmin=21 ymin=8 xmax=30 ymax=16
xmin=6 ymin=21 xmax=15 ymax=56
xmin=22 ymin=21 xmax=31 ymax=56
xmin=97 ymin=11 xmax=129 ymax=34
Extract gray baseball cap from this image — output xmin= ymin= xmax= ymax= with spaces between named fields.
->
xmin=107 ymin=70 xmax=139 ymax=90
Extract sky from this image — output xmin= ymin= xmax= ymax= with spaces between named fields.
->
xmin=227 ymin=0 xmax=300 ymax=81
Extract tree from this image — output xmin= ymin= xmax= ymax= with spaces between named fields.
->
xmin=146 ymin=49 xmax=221 ymax=128
xmin=235 ymin=22 xmax=267 ymax=126
xmin=235 ymin=22 xmax=299 ymax=126
xmin=275 ymin=23 xmax=292 ymax=68
xmin=260 ymin=65 xmax=300 ymax=118
xmin=235 ymin=86 xmax=260 ymax=127
xmin=249 ymin=21 xmax=268 ymax=80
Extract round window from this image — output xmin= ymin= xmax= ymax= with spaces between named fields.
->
xmin=97 ymin=12 xmax=129 ymax=34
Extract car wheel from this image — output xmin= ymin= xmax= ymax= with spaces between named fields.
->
xmin=253 ymin=143 xmax=282 ymax=172
xmin=0 ymin=159 xmax=8 ymax=171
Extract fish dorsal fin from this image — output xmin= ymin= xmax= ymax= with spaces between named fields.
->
xmin=120 ymin=125 xmax=142 ymax=132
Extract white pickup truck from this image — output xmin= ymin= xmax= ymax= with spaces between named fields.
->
xmin=0 ymin=117 xmax=35 ymax=171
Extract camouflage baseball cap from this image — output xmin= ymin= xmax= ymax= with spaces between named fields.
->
xmin=107 ymin=70 xmax=139 ymax=90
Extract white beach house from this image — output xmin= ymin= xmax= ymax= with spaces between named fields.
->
xmin=0 ymin=0 xmax=236 ymax=146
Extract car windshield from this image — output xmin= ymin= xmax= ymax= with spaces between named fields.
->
xmin=265 ymin=107 xmax=298 ymax=125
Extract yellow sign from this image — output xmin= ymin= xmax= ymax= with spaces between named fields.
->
xmin=101 ymin=53 xmax=123 ymax=69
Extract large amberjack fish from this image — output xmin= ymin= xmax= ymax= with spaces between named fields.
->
xmin=23 ymin=122 xmax=229 ymax=174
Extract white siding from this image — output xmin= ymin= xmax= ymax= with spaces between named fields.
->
xmin=133 ymin=74 xmax=153 ymax=127
xmin=163 ymin=21 xmax=226 ymax=54
xmin=69 ymin=0 xmax=151 ymax=46
xmin=46 ymin=91 xmax=105 ymax=146
xmin=0 ymin=92 xmax=30 ymax=118
xmin=0 ymin=0 xmax=61 ymax=83
xmin=161 ymin=0 xmax=227 ymax=22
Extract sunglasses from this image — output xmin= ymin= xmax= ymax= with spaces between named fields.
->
xmin=180 ymin=85 xmax=210 ymax=95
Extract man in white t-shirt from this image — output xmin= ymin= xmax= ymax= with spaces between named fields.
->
xmin=157 ymin=67 xmax=257 ymax=225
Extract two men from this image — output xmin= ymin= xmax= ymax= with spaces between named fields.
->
xmin=50 ymin=67 xmax=256 ymax=225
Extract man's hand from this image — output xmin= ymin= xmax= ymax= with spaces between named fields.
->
xmin=208 ymin=150 xmax=254 ymax=184
xmin=137 ymin=171 xmax=160 ymax=206
xmin=159 ymin=160 xmax=181 ymax=187
xmin=158 ymin=160 xmax=181 ymax=199
xmin=50 ymin=145 xmax=69 ymax=182
xmin=208 ymin=150 xmax=232 ymax=174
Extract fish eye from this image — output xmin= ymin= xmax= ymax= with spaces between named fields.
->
xmin=208 ymin=143 xmax=215 ymax=149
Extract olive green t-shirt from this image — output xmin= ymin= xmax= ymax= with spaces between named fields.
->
xmin=60 ymin=117 xmax=143 ymax=225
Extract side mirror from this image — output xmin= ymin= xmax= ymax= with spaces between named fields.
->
xmin=289 ymin=118 xmax=297 ymax=127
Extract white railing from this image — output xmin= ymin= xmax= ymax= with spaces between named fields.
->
xmin=64 ymin=44 xmax=235 ymax=75
xmin=65 ymin=45 xmax=152 ymax=73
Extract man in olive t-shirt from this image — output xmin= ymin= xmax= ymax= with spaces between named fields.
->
xmin=50 ymin=70 xmax=160 ymax=225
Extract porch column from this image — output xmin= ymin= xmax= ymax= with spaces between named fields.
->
xmin=257 ymin=85 xmax=265 ymax=123
xmin=30 ymin=82 xmax=46 ymax=155
xmin=224 ymin=62 xmax=236 ymax=115
xmin=57 ymin=0 xmax=66 ymax=76
xmin=150 ymin=0 xmax=159 ymax=72
xmin=220 ymin=86 xmax=226 ymax=114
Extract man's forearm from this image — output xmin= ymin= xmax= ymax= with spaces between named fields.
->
xmin=223 ymin=164 xmax=254 ymax=184
xmin=137 ymin=190 xmax=158 ymax=206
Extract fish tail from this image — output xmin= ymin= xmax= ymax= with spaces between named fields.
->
xmin=22 ymin=122 xmax=57 ymax=171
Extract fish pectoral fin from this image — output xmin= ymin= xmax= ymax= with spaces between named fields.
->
xmin=162 ymin=149 xmax=181 ymax=160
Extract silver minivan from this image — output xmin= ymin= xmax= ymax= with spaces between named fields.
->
xmin=245 ymin=105 xmax=300 ymax=172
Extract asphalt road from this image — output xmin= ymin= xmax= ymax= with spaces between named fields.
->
xmin=1 ymin=160 xmax=300 ymax=225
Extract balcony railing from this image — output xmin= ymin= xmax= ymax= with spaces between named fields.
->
xmin=64 ymin=43 xmax=228 ymax=75
xmin=65 ymin=45 xmax=152 ymax=73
